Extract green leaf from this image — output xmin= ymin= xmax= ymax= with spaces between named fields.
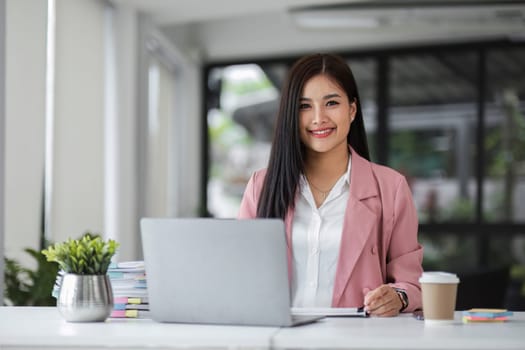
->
xmin=38 ymin=232 xmax=120 ymax=274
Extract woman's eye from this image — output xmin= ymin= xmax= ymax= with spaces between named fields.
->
xmin=299 ymin=103 xmax=311 ymax=110
xmin=326 ymin=100 xmax=339 ymax=106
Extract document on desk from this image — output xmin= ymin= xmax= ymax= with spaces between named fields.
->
xmin=291 ymin=307 xmax=369 ymax=317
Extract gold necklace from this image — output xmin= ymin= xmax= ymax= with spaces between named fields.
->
xmin=306 ymin=178 xmax=334 ymax=200
xmin=306 ymin=153 xmax=349 ymax=201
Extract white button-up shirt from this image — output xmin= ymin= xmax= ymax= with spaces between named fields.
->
xmin=291 ymin=156 xmax=352 ymax=307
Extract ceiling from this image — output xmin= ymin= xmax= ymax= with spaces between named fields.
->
xmin=111 ymin=0 xmax=525 ymax=61
xmin=111 ymin=0 xmax=354 ymax=25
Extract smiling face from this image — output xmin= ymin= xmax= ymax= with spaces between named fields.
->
xmin=298 ymin=74 xmax=356 ymax=158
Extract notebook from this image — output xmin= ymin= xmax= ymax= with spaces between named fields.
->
xmin=140 ymin=217 xmax=324 ymax=327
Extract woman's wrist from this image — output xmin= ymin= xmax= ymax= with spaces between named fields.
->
xmin=394 ymin=288 xmax=409 ymax=312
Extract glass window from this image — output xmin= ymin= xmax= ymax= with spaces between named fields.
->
xmin=207 ymin=64 xmax=282 ymax=217
xmin=347 ymin=59 xmax=377 ymax=161
xmin=389 ymin=53 xmax=478 ymax=223
xmin=420 ymin=233 xmax=478 ymax=271
xmin=484 ymin=48 xmax=525 ymax=223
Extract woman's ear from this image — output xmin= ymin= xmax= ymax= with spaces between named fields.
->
xmin=349 ymin=101 xmax=357 ymax=122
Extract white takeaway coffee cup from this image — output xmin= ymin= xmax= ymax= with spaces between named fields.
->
xmin=419 ymin=272 xmax=460 ymax=325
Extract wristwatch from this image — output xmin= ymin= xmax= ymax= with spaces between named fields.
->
xmin=394 ymin=288 xmax=409 ymax=312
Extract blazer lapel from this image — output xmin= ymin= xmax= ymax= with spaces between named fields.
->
xmin=332 ymin=148 xmax=379 ymax=306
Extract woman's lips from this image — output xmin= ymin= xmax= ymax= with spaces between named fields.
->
xmin=309 ymin=128 xmax=335 ymax=138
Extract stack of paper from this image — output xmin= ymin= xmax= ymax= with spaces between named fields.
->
xmin=110 ymin=309 xmax=151 ymax=319
xmin=462 ymin=308 xmax=513 ymax=323
xmin=108 ymin=261 xmax=149 ymax=319
xmin=110 ymin=296 xmax=150 ymax=319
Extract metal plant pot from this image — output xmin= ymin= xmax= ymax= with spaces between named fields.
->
xmin=57 ymin=274 xmax=113 ymax=322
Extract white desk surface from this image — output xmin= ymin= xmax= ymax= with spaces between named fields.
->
xmin=273 ymin=311 xmax=525 ymax=350
xmin=1 ymin=307 xmax=524 ymax=350
xmin=0 ymin=307 xmax=277 ymax=349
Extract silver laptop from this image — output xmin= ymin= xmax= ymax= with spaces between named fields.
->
xmin=140 ymin=217 xmax=323 ymax=327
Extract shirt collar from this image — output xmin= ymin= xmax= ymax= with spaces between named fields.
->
xmin=343 ymin=152 xmax=352 ymax=185
xmin=299 ymin=152 xmax=352 ymax=193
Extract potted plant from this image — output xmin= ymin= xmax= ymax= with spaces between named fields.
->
xmin=42 ymin=233 xmax=119 ymax=322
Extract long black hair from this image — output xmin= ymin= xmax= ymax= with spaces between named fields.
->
xmin=256 ymin=53 xmax=370 ymax=219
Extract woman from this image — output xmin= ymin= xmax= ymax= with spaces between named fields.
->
xmin=238 ymin=53 xmax=423 ymax=316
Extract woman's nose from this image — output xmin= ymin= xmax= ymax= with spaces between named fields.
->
xmin=312 ymin=106 xmax=325 ymax=125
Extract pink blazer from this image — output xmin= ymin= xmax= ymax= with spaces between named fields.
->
xmin=238 ymin=147 xmax=423 ymax=312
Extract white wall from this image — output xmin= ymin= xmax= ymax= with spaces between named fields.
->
xmin=49 ymin=1 xmax=203 ymax=258
xmin=137 ymin=15 xmax=203 ymax=221
xmin=3 ymin=0 xmax=204 ymax=272
xmin=51 ymin=0 xmax=106 ymax=243
xmin=151 ymin=23 xmax=203 ymax=218
xmin=4 ymin=0 xmax=47 ymax=268
xmin=174 ymin=57 xmax=201 ymax=218
xmin=110 ymin=10 xmax=202 ymax=260
xmin=107 ymin=3 xmax=139 ymax=260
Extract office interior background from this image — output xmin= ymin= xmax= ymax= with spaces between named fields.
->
xmin=1 ymin=0 xmax=524 ymax=309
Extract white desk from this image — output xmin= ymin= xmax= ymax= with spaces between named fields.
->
xmin=1 ymin=307 xmax=524 ymax=350
xmin=0 ymin=307 xmax=277 ymax=350
xmin=273 ymin=312 xmax=525 ymax=350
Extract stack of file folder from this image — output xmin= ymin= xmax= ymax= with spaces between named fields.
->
xmin=462 ymin=308 xmax=513 ymax=323
xmin=108 ymin=261 xmax=150 ymax=319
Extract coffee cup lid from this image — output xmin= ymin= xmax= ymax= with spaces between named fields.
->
xmin=419 ymin=271 xmax=460 ymax=284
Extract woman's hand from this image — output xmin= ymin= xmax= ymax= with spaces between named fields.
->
xmin=363 ymin=285 xmax=403 ymax=317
